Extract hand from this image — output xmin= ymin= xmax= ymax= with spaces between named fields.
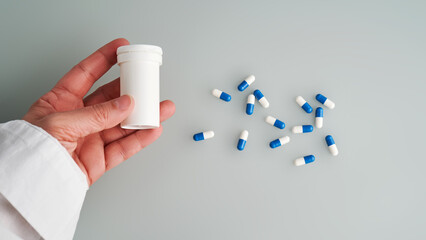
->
xmin=23 ymin=39 xmax=176 ymax=186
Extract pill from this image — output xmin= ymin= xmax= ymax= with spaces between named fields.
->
xmin=246 ymin=94 xmax=255 ymax=115
xmin=316 ymin=94 xmax=335 ymax=109
xmin=193 ymin=131 xmax=215 ymax=141
xmin=294 ymin=155 xmax=315 ymax=166
xmin=292 ymin=125 xmax=313 ymax=134
xmin=265 ymin=116 xmax=285 ymax=129
xmin=315 ymin=107 xmax=324 ymax=128
xmin=325 ymin=135 xmax=339 ymax=156
xmin=253 ymin=89 xmax=270 ymax=108
xmin=295 ymin=96 xmax=313 ymax=113
xmin=238 ymin=75 xmax=255 ymax=91
xmin=269 ymin=136 xmax=290 ymax=149
xmin=237 ymin=130 xmax=249 ymax=151
xmin=212 ymin=89 xmax=231 ymax=102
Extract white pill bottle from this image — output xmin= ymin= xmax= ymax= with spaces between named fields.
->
xmin=117 ymin=45 xmax=163 ymax=129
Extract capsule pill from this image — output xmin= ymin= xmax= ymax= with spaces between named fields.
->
xmin=253 ymin=89 xmax=270 ymax=108
xmin=292 ymin=125 xmax=314 ymax=134
xmin=237 ymin=130 xmax=249 ymax=151
xmin=193 ymin=131 xmax=215 ymax=141
xmin=315 ymin=107 xmax=324 ymax=128
xmin=265 ymin=116 xmax=285 ymax=129
xmin=212 ymin=89 xmax=231 ymax=102
xmin=316 ymin=94 xmax=335 ymax=109
xmin=296 ymin=96 xmax=313 ymax=113
xmin=294 ymin=155 xmax=315 ymax=166
xmin=246 ymin=94 xmax=255 ymax=115
xmin=238 ymin=75 xmax=255 ymax=91
xmin=269 ymin=136 xmax=290 ymax=149
xmin=325 ymin=135 xmax=339 ymax=156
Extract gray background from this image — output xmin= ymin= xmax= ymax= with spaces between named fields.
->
xmin=1 ymin=0 xmax=426 ymax=239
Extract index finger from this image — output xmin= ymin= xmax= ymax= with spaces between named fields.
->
xmin=53 ymin=38 xmax=129 ymax=98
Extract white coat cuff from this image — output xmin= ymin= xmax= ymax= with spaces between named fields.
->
xmin=0 ymin=120 xmax=89 ymax=239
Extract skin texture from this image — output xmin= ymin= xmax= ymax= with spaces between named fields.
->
xmin=23 ymin=38 xmax=176 ymax=186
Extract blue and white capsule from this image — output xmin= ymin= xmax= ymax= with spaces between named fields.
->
xmin=325 ymin=135 xmax=339 ymax=156
xmin=265 ymin=116 xmax=285 ymax=129
xmin=269 ymin=136 xmax=290 ymax=149
xmin=316 ymin=94 xmax=335 ymax=109
xmin=193 ymin=131 xmax=215 ymax=141
xmin=292 ymin=125 xmax=314 ymax=134
xmin=237 ymin=130 xmax=249 ymax=151
xmin=296 ymin=96 xmax=313 ymax=113
xmin=253 ymin=89 xmax=270 ymax=108
xmin=238 ymin=75 xmax=255 ymax=91
xmin=315 ymin=107 xmax=324 ymax=128
xmin=246 ymin=94 xmax=255 ymax=115
xmin=294 ymin=155 xmax=315 ymax=166
xmin=212 ymin=89 xmax=231 ymax=102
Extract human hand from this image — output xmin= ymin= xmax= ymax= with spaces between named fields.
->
xmin=23 ymin=39 xmax=176 ymax=185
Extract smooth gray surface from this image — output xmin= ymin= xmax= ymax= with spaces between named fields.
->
xmin=1 ymin=1 xmax=426 ymax=239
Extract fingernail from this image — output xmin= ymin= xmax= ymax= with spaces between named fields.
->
xmin=114 ymin=95 xmax=132 ymax=110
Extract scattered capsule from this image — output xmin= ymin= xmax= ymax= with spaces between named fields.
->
xmin=265 ymin=116 xmax=285 ymax=129
xmin=325 ymin=135 xmax=339 ymax=156
xmin=246 ymin=94 xmax=255 ymax=115
xmin=193 ymin=131 xmax=215 ymax=141
xmin=294 ymin=155 xmax=315 ymax=166
xmin=316 ymin=94 xmax=335 ymax=109
xmin=295 ymin=96 xmax=313 ymax=113
xmin=292 ymin=125 xmax=314 ymax=134
xmin=238 ymin=75 xmax=255 ymax=91
xmin=315 ymin=107 xmax=324 ymax=129
xmin=237 ymin=130 xmax=249 ymax=151
xmin=269 ymin=136 xmax=290 ymax=149
xmin=212 ymin=89 xmax=231 ymax=102
xmin=253 ymin=89 xmax=270 ymax=108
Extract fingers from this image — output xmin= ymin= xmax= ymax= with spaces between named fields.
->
xmin=102 ymin=100 xmax=175 ymax=171
xmin=100 ymin=100 xmax=176 ymax=144
xmin=75 ymin=133 xmax=105 ymax=185
xmin=54 ymin=38 xmax=129 ymax=99
xmin=53 ymin=95 xmax=134 ymax=139
xmin=84 ymin=78 xmax=120 ymax=106
xmin=158 ymin=100 xmax=176 ymax=123
xmin=99 ymin=127 xmax=136 ymax=146
xmin=104 ymin=126 xmax=163 ymax=171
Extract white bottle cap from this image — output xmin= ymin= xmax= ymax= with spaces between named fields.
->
xmin=117 ymin=45 xmax=163 ymax=65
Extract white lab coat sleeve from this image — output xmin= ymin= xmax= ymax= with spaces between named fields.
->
xmin=0 ymin=120 xmax=89 ymax=240
xmin=0 ymin=193 xmax=41 ymax=240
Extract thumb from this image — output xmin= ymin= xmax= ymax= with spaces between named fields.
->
xmin=59 ymin=95 xmax=134 ymax=138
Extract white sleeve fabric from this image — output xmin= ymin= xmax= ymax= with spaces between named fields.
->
xmin=0 ymin=193 xmax=41 ymax=240
xmin=0 ymin=120 xmax=89 ymax=240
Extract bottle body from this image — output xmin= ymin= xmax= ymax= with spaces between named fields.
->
xmin=117 ymin=45 xmax=162 ymax=129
